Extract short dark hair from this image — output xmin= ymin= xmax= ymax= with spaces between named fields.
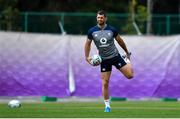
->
xmin=97 ymin=10 xmax=107 ymax=17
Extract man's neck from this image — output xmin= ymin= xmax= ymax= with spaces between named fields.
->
xmin=98 ymin=24 xmax=107 ymax=30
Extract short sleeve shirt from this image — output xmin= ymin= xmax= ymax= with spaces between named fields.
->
xmin=87 ymin=24 xmax=119 ymax=60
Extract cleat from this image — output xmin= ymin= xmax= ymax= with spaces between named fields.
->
xmin=104 ymin=107 xmax=111 ymax=112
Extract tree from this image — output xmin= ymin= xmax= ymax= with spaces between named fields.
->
xmin=0 ymin=0 xmax=19 ymax=30
xmin=122 ymin=0 xmax=147 ymax=34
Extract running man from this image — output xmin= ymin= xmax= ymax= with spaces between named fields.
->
xmin=84 ymin=10 xmax=134 ymax=112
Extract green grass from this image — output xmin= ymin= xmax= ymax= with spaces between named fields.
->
xmin=1 ymin=101 xmax=180 ymax=118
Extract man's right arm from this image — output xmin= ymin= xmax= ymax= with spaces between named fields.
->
xmin=84 ymin=39 xmax=92 ymax=65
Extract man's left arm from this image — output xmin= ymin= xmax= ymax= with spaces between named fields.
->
xmin=115 ymin=34 xmax=131 ymax=59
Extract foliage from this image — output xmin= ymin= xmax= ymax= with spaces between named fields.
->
xmin=122 ymin=0 xmax=147 ymax=34
xmin=136 ymin=5 xmax=148 ymax=33
xmin=0 ymin=0 xmax=20 ymax=30
xmin=0 ymin=0 xmax=178 ymax=33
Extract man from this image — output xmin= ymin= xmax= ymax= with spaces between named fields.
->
xmin=84 ymin=10 xmax=134 ymax=112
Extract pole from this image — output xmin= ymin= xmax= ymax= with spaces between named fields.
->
xmin=146 ymin=0 xmax=152 ymax=35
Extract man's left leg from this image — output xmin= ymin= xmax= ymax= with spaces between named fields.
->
xmin=119 ymin=63 xmax=133 ymax=79
xmin=113 ymin=54 xmax=133 ymax=79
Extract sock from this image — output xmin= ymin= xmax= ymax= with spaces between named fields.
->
xmin=104 ymin=99 xmax=110 ymax=108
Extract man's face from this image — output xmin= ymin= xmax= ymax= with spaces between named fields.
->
xmin=96 ymin=14 xmax=106 ymax=26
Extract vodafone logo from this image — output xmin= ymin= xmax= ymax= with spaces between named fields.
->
xmin=100 ymin=37 xmax=107 ymax=44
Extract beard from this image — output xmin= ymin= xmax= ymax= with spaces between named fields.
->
xmin=98 ymin=21 xmax=105 ymax=26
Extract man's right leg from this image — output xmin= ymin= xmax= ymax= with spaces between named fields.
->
xmin=101 ymin=71 xmax=111 ymax=112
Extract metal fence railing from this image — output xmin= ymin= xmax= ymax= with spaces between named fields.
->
xmin=0 ymin=12 xmax=179 ymax=35
xmin=152 ymin=14 xmax=180 ymax=35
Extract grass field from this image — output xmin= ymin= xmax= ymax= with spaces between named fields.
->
xmin=0 ymin=101 xmax=180 ymax=118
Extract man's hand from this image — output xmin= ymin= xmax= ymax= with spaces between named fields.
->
xmin=86 ymin=56 xmax=101 ymax=66
xmin=126 ymin=52 xmax=131 ymax=60
xmin=86 ymin=57 xmax=93 ymax=66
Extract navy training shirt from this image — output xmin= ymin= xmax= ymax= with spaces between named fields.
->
xmin=87 ymin=24 xmax=119 ymax=60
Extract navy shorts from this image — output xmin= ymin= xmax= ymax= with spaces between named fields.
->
xmin=100 ymin=54 xmax=127 ymax=72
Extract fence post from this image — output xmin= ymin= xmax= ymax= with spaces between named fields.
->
xmin=166 ymin=15 xmax=170 ymax=35
xmin=24 ymin=12 xmax=28 ymax=32
xmin=157 ymin=22 xmax=161 ymax=35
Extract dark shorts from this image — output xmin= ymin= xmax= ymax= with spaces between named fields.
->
xmin=100 ymin=54 xmax=127 ymax=72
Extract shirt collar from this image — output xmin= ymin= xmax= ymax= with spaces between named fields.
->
xmin=97 ymin=24 xmax=107 ymax=30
